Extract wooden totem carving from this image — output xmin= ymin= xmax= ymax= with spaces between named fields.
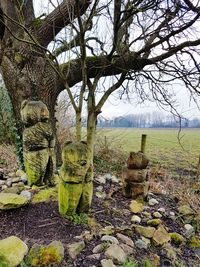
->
xmin=59 ymin=142 xmax=93 ymax=216
xmin=21 ymin=100 xmax=55 ymax=186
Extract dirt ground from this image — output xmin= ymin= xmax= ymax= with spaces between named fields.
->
xmin=0 ymin=180 xmax=199 ymax=267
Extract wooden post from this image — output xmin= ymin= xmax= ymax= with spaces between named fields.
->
xmin=141 ymin=134 xmax=147 ymax=153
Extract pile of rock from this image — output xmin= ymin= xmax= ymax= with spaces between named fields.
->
xmin=0 ymin=169 xmax=28 ymax=193
xmin=122 ymin=151 xmax=149 ymax=199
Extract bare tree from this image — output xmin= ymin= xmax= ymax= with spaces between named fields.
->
xmin=0 ymin=0 xmax=200 ymax=163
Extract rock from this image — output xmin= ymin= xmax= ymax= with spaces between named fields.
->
xmin=87 ymin=253 xmax=101 ymax=260
xmin=169 ymin=211 xmax=175 ymax=217
xmin=131 ymin=215 xmax=141 ymax=223
xmin=101 ymin=235 xmax=119 ymax=244
xmin=26 ymin=241 xmax=64 ymax=266
xmin=134 ymin=225 xmax=156 ymax=238
xmin=80 ymin=231 xmax=94 ymax=242
xmin=105 ymin=244 xmax=127 ymax=264
xmin=116 ymin=233 xmax=134 ymax=247
xmin=142 ymin=211 xmax=151 ymax=218
xmin=0 ymin=180 xmax=5 ymax=186
xmin=16 ymin=169 xmax=26 ymax=177
xmin=119 ymin=244 xmax=134 ymax=255
xmin=178 ymin=205 xmax=194 ymax=216
xmin=95 ymin=175 xmax=106 ymax=184
xmin=184 ymin=224 xmax=194 ymax=237
xmin=135 ymin=239 xmax=148 ymax=249
xmin=0 ymin=236 xmax=28 ymax=267
xmin=153 ymin=226 xmax=170 ymax=245
xmin=20 ymin=190 xmax=32 ymax=201
xmin=101 ymin=259 xmax=117 ymax=267
xmin=153 ymin=211 xmax=162 ymax=218
xmin=15 ymin=170 xmax=27 ymax=183
xmin=100 ymin=226 xmax=114 ymax=236
xmin=149 ymin=254 xmax=160 ymax=267
xmin=2 ymin=187 xmax=21 ymax=194
xmin=179 ymin=205 xmax=194 ymax=223
xmin=32 ymin=187 xmax=58 ymax=203
xmin=158 ymin=207 xmax=166 ymax=213
xmin=95 ymin=191 xmax=106 ymax=199
xmin=110 ymin=175 xmax=119 ymax=183
xmin=67 ymin=241 xmax=85 ymax=259
xmin=11 ymin=177 xmax=21 ymax=183
xmin=163 ymin=243 xmax=177 ymax=262
xmin=96 ymin=186 xmax=103 ymax=192
xmin=148 ymin=198 xmax=159 ymax=206
xmin=129 ymin=200 xmax=144 ymax=214
xmin=147 ymin=219 xmax=162 ymax=227
xmin=187 ymin=236 xmax=200 ymax=248
xmin=141 ymin=236 xmax=151 ymax=246
xmin=169 ymin=233 xmax=185 ymax=245
xmin=92 ymin=244 xmax=104 ymax=254
xmin=1 ymin=185 xmax=8 ymax=190
xmin=0 ymin=193 xmax=28 ymax=210
xmin=48 ymin=241 xmax=64 ymax=260
xmin=5 ymin=180 xmax=12 ymax=187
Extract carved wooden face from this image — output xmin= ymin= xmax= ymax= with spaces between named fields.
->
xmin=20 ymin=100 xmax=49 ymax=126
xmin=62 ymin=142 xmax=89 ymax=177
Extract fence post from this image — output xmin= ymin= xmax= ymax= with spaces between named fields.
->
xmin=141 ymin=134 xmax=147 ymax=153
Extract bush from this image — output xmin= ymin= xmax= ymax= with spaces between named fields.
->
xmin=0 ymin=81 xmax=16 ymax=144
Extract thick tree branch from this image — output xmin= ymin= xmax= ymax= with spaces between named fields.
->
xmin=62 ymin=53 xmax=151 ymax=87
xmin=37 ymin=0 xmax=91 ymax=47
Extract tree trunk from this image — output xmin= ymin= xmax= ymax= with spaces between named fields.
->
xmin=75 ymin=111 xmax=82 ymax=142
xmin=87 ymin=111 xmax=97 ymax=161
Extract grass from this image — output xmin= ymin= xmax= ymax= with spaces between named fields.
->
xmin=95 ymin=128 xmax=200 ymax=178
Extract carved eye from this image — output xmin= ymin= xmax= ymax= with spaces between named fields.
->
xmin=78 ymin=160 xmax=87 ymax=166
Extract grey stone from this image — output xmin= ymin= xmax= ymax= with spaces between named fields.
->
xmin=131 ymin=215 xmax=141 ymax=223
xmin=95 ymin=175 xmax=106 ymax=184
xmin=101 ymin=259 xmax=117 ymax=267
xmin=135 ymin=239 xmax=148 ymax=249
xmin=105 ymin=244 xmax=127 ymax=264
xmin=67 ymin=241 xmax=85 ymax=259
xmin=92 ymin=244 xmax=104 ymax=254
xmin=0 ymin=180 xmax=5 ymax=186
xmin=101 ymin=235 xmax=119 ymax=244
xmin=148 ymin=198 xmax=159 ymax=206
xmin=116 ymin=233 xmax=134 ymax=247
xmin=153 ymin=211 xmax=162 ymax=218
xmin=119 ymin=243 xmax=134 ymax=255
xmin=184 ymin=224 xmax=194 ymax=237
xmin=87 ymin=254 xmax=101 ymax=260
xmin=11 ymin=177 xmax=21 ymax=183
xmin=95 ymin=191 xmax=106 ymax=199
xmin=158 ymin=207 xmax=166 ymax=213
xmin=20 ymin=190 xmax=32 ymax=201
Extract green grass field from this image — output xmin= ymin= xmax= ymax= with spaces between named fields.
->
xmin=95 ymin=128 xmax=200 ymax=177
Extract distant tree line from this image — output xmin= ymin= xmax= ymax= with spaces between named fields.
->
xmin=97 ymin=112 xmax=200 ymax=128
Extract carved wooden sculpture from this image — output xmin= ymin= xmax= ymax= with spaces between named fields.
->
xmin=59 ymin=142 xmax=93 ymax=216
xmin=21 ymin=100 xmax=55 ymax=186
